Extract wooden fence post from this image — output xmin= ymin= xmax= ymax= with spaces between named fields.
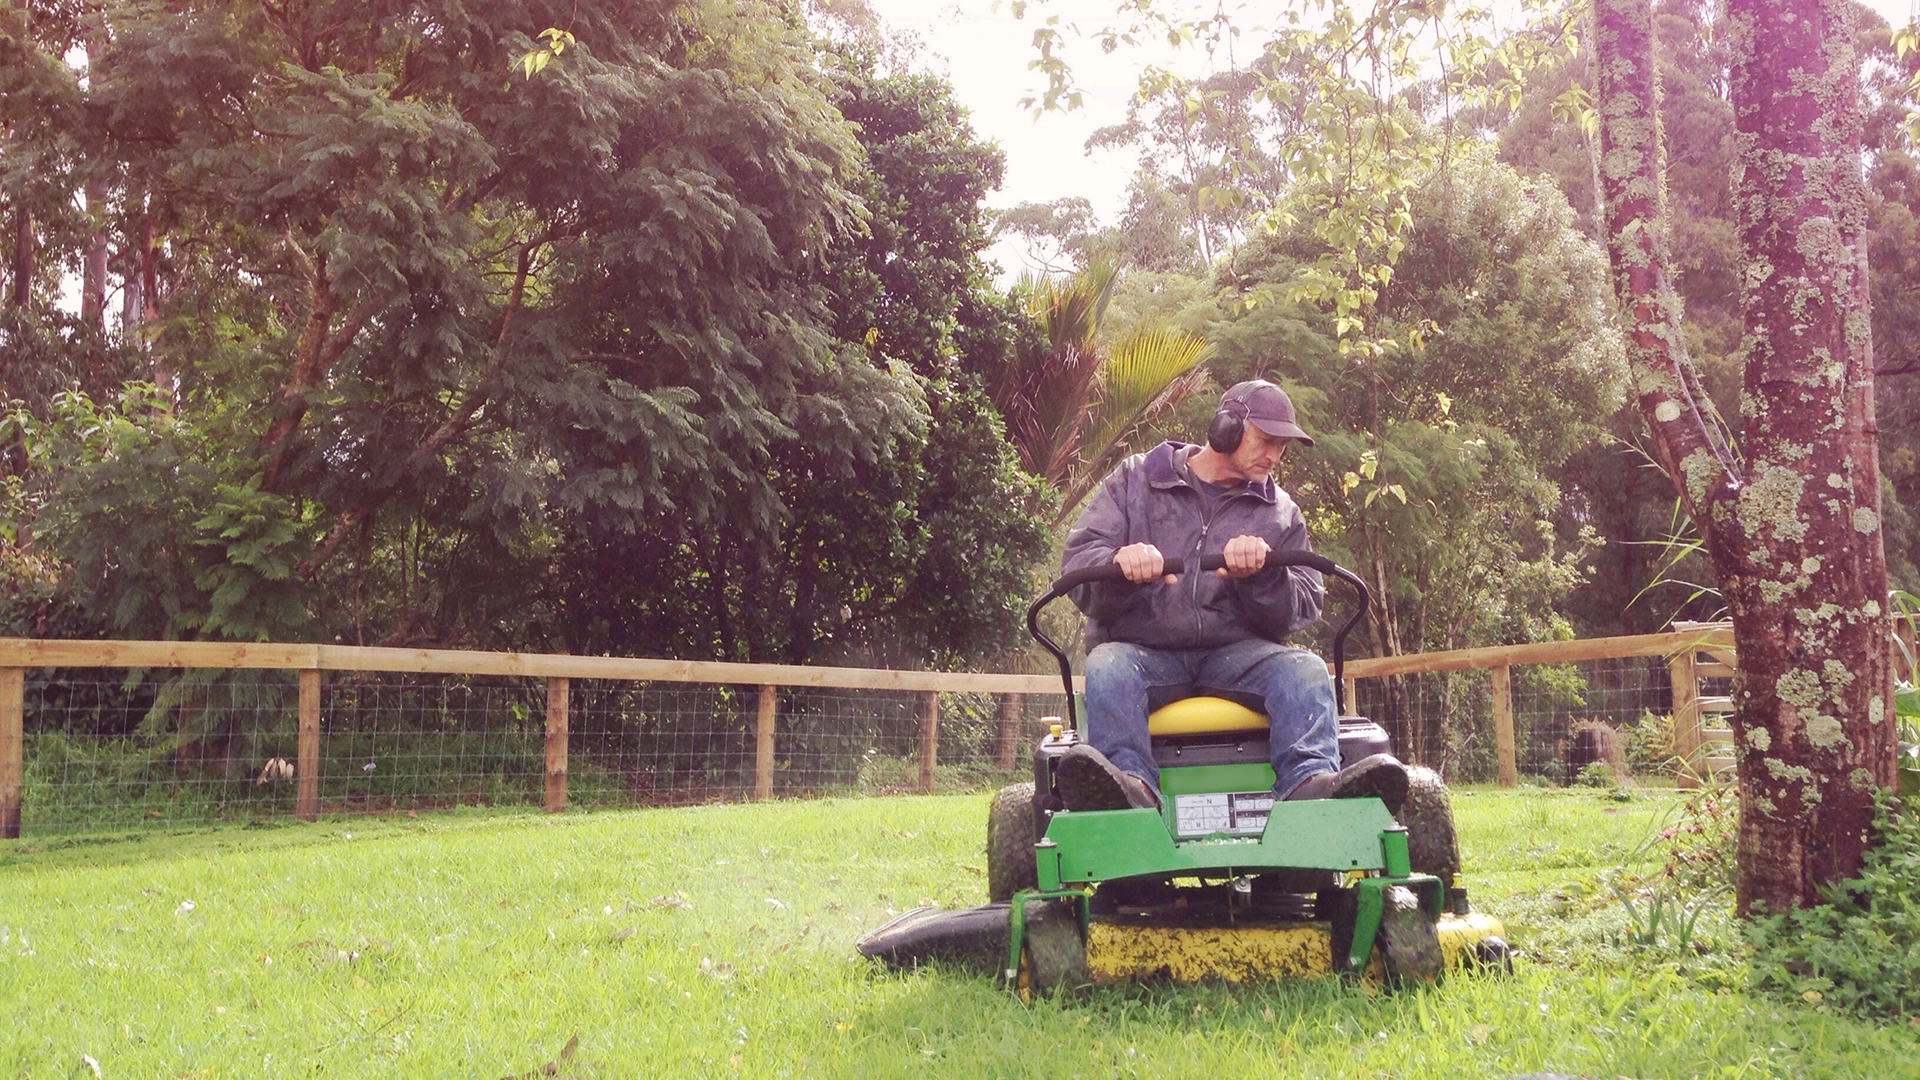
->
xmin=1668 ymin=648 xmax=1702 ymax=790
xmin=1489 ymin=664 xmax=1517 ymax=788
xmin=545 ymin=677 xmax=569 ymax=813
xmin=919 ymin=690 xmax=938 ymax=794
xmin=755 ymin=685 xmax=777 ymax=800
xmin=1 ymin=667 xmax=22 ymax=839
xmin=296 ymin=668 xmax=320 ymax=822
xmin=994 ymin=693 xmax=1023 ymax=771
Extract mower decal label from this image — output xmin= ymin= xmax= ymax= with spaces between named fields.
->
xmin=1173 ymin=791 xmax=1274 ymax=837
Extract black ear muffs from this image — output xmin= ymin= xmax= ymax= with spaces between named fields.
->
xmin=1207 ymin=402 xmax=1246 ymax=453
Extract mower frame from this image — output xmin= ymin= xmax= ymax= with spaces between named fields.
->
xmin=1010 ymin=550 xmax=1446 ymax=984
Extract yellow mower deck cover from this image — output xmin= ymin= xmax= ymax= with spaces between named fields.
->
xmin=1085 ymin=913 xmax=1505 ymax=985
xmin=1146 ymin=696 xmax=1267 ymax=737
xmin=1088 ymin=921 xmax=1333 ymax=983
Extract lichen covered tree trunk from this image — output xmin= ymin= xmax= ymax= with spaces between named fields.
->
xmin=1594 ymin=0 xmax=1893 ymax=914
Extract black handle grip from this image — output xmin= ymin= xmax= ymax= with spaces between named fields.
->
xmin=1044 ymin=550 xmax=1349 ymax=593
xmin=1259 ymin=550 xmax=1341 ymax=576
xmin=1048 ymin=554 xmax=1235 ymax=593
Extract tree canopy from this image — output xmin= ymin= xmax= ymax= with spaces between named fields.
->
xmin=1 ymin=0 xmax=1048 ymax=668
xmin=1209 ymin=150 xmax=1624 ymax=663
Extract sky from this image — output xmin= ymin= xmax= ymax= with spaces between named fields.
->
xmin=861 ymin=0 xmax=1920 ymax=279
xmin=858 ymin=0 xmax=1205 ymax=277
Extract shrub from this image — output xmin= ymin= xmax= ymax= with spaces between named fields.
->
xmin=1575 ymin=760 xmax=1616 ymax=788
xmin=1747 ymin=790 xmax=1920 ymax=1018
xmin=1625 ymin=710 xmax=1678 ymax=774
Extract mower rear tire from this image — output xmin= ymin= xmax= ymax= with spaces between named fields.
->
xmin=1399 ymin=766 xmax=1460 ymax=888
xmin=1378 ymin=884 xmax=1444 ymax=986
xmin=987 ymin=782 xmax=1039 ymax=903
xmin=1019 ymin=899 xmax=1089 ymax=997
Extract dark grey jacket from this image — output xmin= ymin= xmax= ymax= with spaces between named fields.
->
xmin=1061 ymin=441 xmax=1324 ymax=650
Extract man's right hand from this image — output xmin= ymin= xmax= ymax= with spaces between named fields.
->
xmin=1113 ymin=543 xmax=1176 ymax=584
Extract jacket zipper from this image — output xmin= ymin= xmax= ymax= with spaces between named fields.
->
xmin=1191 ymin=489 xmax=1232 ymax=647
xmin=1193 ymin=487 xmax=1259 ymax=647
xmin=1191 ymin=514 xmax=1208 ymax=648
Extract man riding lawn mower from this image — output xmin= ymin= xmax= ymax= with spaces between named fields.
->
xmin=858 ymin=381 xmax=1508 ymax=993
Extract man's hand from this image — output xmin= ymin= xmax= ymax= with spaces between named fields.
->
xmin=1215 ymin=534 xmax=1270 ymax=578
xmin=1113 ymin=543 xmax=1175 ymax=584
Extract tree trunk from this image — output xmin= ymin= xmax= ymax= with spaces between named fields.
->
xmin=1594 ymin=0 xmax=1894 ymax=914
xmin=1722 ymin=0 xmax=1892 ymax=912
xmin=79 ymin=38 xmax=109 ymax=331
xmin=7 ymin=207 xmax=27 ymax=308
xmin=80 ymin=178 xmax=108 ymax=331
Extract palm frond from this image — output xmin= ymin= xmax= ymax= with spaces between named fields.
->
xmin=1054 ymin=326 xmax=1214 ymax=518
xmin=1028 ymin=261 xmax=1118 ymax=357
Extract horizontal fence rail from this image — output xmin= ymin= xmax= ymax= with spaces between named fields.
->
xmin=0 ymin=639 xmax=1075 ymax=693
xmin=0 ymin=624 xmax=1757 ymax=838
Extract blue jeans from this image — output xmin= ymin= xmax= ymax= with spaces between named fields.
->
xmin=1082 ymin=639 xmax=1340 ymax=800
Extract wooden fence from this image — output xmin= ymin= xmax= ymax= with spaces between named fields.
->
xmin=0 ymin=624 xmax=1748 ymax=836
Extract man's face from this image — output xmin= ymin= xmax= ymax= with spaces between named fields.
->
xmin=1228 ymin=424 xmax=1290 ymax=482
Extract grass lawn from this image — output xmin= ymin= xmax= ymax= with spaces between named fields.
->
xmin=3 ymin=787 xmax=1917 ymax=1078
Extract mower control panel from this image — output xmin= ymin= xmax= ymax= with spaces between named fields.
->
xmin=1172 ymin=790 xmax=1274 ymax=838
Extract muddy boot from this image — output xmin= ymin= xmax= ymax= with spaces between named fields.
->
xmin=1055 ymin=745 xmax=1159 ymax=811
xmin=1284 ymin=754 xmax=1409 ymax=816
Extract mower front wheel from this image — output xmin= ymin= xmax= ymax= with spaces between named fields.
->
xmin=1017 ymin=899 xmax=1090 ymax=998
xmin=1378 ymin=884 xmax=1444 ymax=986
xmin=1400 ymin=766 xmax=1460 ymax=888
xmin=987 ymin=782 xmax=1039 ymax=903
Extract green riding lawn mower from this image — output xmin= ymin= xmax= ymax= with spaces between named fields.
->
xmin=858 ymin=551 xmax=1509 ymax=996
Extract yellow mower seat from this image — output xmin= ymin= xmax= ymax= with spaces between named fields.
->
xmin=1146 ymin=696 xmax=1268 ymax=737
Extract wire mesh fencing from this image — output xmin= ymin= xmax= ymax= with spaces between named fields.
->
xmin=12 ymin=666 xmax=1072 ymax=837
xmin=6 ymin=625 xmax=1740 ymax=837
xmin=1352 ymin=654 xmax=1719 ymax=785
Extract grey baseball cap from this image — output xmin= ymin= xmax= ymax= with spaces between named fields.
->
xmin=1222 ymin=380 xmax=1314 ymax=446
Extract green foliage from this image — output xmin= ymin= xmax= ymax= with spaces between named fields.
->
xmin=984 ymin=263 xmax=1212 ymax=521
xmin=1748 ymin=790 xmax=1920 ymax=1019
xmin=3 ymin=1 xmax=1052 ymax=673
xmin=556 ymin=374 xmax=1049 ymax=668
xmin=1019 ymin=0 xmax=1573 ymax=356
xmin=821 ymin=49 xmax=1008 ymax=375
xmin=22 ymin=386 xmax=311 ymax=641
xmin=1575 ymin=761 xmax=1616 ymax=789
xmin=545 ymin=47 xmax=1050 ymax=669
xmin=1624 ymin=711 xmax=1680 ymax=775
xmin=993 ymin=197 xmax=1102 ymax=273
xmin=1207 ymin=150 xmax=1624 ymax=658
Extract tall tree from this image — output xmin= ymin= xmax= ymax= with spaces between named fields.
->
xmin=6 ymin=0 xmax=1050 ymax=673
xmin=1206 ymin=150 xmax=1623 ymax=765
xmin=1486 ymin=2 xmax=1919 ymax=636
xmin=1593 ymin=0 xmax=1893 ymax=912
xmin=513 ymin=44 xmax=1055 ymax=669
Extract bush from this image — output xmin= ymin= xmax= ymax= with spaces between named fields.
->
xmin=1625 ymin=710 xmax=1678 ymax=774
xmin=1747 ymin=790 xmax=1920 ymax=1018
xmin=1574 ymin=760 xmax=1616 ymax=788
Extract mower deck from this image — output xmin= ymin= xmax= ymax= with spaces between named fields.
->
xmin=1084 ymin=911 xmax=1506 ymax=984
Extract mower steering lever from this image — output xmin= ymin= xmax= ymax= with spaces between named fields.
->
xmin=1026 ymin=550 xmax=1373 ymax=724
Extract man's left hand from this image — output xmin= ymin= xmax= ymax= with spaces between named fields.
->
xmin=1216 ymin=534 xmax=1270 ymax=578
